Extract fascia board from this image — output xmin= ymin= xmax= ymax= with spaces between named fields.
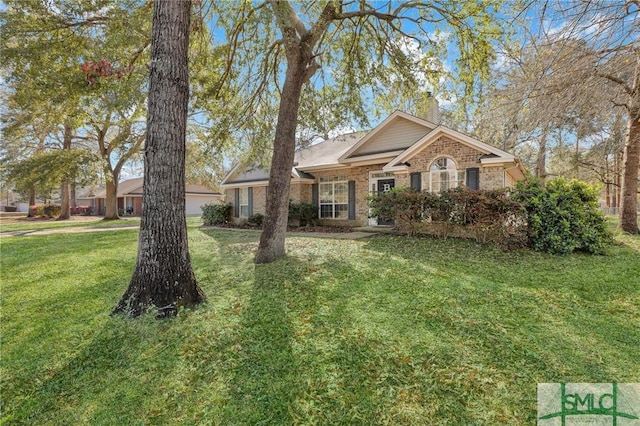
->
xmin=382 ymin=164 xmax=409 ymax=172
xmin=291 ymin=177 xmax=316 ymax=183
xmin=341 ymin=153 xmax=403 ymax=168
xmin=480 ymin=157 xmax=513 ymax=165
xmin=220 ymin=163 xmax=243 ymax=185
xmin=446 ymin=128 xmax=515 ymax=159
xmin=220 ymin=181 xmax=269 ymax=189
xmin=297 ymin=163 xmax=350 ymax=172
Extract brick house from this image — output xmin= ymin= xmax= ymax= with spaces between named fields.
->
xmin=221 ymin=110 xmax=526 ymax=226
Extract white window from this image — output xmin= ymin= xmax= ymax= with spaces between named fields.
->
xmin=239 ymin=188 xmax=249 ymax=218
xmin=422 ymin=157 xmax=464 ymax=193
xmin=319 ymin=176 xmax=348 ymax=219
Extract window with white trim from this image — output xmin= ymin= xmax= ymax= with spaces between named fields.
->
xmin=319 ymin=176 xmax=348 ymax=219
xmin=422 ymin=157 xmax=464 ymax=193
xmin=239 ymin=188 xmax=249 ymax=218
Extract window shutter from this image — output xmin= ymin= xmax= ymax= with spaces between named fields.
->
xmin=312 ymin=183 xmax=319 ymax=207
xmin=248 ymin=187 xmax=253 ymax=216
xmin=410 ymin=172 xmax=422 ymax=192
xmin=466 ymin=168 xmax=480 ymax=190
xmin=348 ymin=180 xmax=356 ymax=220
xmin=234 ymin=188 xmax=240 ymax=217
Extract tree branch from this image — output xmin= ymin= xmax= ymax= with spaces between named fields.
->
xmin=596 ymin=70 xmax=635 ymax=96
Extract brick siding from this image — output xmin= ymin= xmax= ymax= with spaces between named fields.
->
xmin=225 ymin=136 xmax=509 ymax=226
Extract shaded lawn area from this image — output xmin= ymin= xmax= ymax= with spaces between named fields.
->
xmin=1 ymin=225 xmax=638 ymax=425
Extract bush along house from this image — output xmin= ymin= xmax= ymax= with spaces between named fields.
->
xmin=221 ymin=108 xmax=526 ymax=227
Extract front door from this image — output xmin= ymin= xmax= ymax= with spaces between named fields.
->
xmin=377 ymin=179 xmax=395 ymax=225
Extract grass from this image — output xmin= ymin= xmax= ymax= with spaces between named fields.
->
xmin=1 ymin=219 xmax=639 ymax=424
xmin=0 ymin=216 xmax=142 ymax=232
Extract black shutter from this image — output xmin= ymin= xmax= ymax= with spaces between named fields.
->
xmin=248 ymin=187 xmax=253 ymax=216
xmin=348 ymin=180 xmax=356 ymax=220
xmin=410 ymin=172 xmax=422 ymax=192
xmin=234 ymin=188 xmax=240 ymax=217
xmin=466 ymin=167 xmax=480 ymax=190
xmin=312 ymin=183 xmax=319 ymax=207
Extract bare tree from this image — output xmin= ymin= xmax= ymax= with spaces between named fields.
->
xmin=535 ymin=1 xmax=639 ymax=232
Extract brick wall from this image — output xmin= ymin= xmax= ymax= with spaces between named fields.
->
xmin=253 ymin=186 xmax=267 ymax=214
xmin=225 ymin=185 xmax=268 ymax=224
xmin=407 ymin=136 xmax=506 ymax=190
xmin=408 ymin=136 xmax=482 ymax=172
xmin=289 ymin=182 xmax=312 ymax=204
xmin=481 ymin=167 xmax=506 ymax=190
xmin=313 ymin=164 xmax=387 ymax=226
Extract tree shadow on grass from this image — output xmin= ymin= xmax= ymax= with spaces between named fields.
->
xmin=219 ymin=256 xmax=313 ymax=424
xmin=6 ymin=317 xmax=186 ymax=425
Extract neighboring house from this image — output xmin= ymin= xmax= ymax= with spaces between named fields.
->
xmin=221 ymin=110 xmax=526 ymax=227
xmin=86 ymin=178 xmax=222 ymax=216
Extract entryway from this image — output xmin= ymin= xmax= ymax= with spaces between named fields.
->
xmin=368 ymin=171 xmax=396 ymax=226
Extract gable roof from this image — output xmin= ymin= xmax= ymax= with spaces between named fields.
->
xmin=339 ymin=111 xmax=436 ymax=161
xmin=221 ymin=110 xmax=525 ymax=186
xmin=221 ymin=132 xmax=364 ymax=186
xmin=93 ymin=178 xmax=144 ymax=198
xmin=384 ymin=125 xmax=516 ymax=171
xmin=295 ymin=132 xmax=364 ymax=170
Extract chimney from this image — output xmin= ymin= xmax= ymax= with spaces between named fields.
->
xmin=418 ymin=91 xmax=440 ymax=124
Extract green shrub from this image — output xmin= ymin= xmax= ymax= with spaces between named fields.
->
xmin=201 ymin=202 xmax=232 ymax=226
xmin=512 ymin=177 xmax=611 ymax=254
xmin=289 ymin=201 xmax=318 ymax=226
xmin=368 ymin=186 xmax=426 ymax=233
xmin=248 ymin=213 xmax=264 ymax=227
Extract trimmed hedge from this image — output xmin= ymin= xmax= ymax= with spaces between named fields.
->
xmin=369 ymin=187 xmax=527 ymax=248
xmin=288 ymin=201 xmax=318 ymax=227
xmin=248 ymin=213 xmax=264 ymax=227
xmin=201 ymin=202 xmax=232 ymax=226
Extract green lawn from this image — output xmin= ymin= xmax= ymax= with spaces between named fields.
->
xmin=1 ymin=222 xmax=638 ymax=425
xmin=0 ymin=216 xmax=142 ymax=232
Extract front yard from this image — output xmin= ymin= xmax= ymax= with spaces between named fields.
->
xmin=1 ymin=221 xmax=638 ymax=424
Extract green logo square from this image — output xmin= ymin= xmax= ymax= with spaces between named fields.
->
xmin=538 ymin=383 xmax=640 ymax=425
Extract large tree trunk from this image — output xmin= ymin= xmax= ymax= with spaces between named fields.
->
xmin=619 ymin=109 xmax=639 ymax=233
xmin=103 ymin=176 xmax=120 ymax=219
xmin=58 ymin=182 xmax=70 ymax=220
xmin=255 ymin=64 xmax=305 ymax=263
xmin=112 ymin=0 xmax=204 ymax=318
xmin=58 ymin=124 xmax=73 ymax=220
xmin=70 ymin=184 xmax=77 ymax=209
xmin=27 ymin=185 xmax=35 ymax=217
